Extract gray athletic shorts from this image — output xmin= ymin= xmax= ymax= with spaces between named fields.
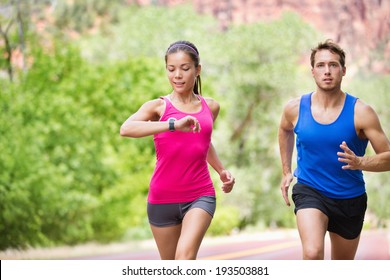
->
xmin=147 ymin=196 xmax=216 ymax=227
xmin=292 ymin=183 xmax=367 ymax=240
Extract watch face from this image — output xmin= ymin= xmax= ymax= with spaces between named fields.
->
xmin=169 ymin=118 xmax=175 ymax=132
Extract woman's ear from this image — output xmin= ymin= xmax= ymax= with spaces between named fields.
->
xmin=196 ymin=64 xmax=202 ymax=76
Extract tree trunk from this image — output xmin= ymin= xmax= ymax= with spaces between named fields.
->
xmin=0 ymin=21 xmax=14 ymax=82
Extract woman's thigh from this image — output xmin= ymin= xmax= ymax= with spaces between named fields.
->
xmin=175 ymin=208 xmax=213 ymax=260
xmin=150 ymin=224 xmax=182 ymax=260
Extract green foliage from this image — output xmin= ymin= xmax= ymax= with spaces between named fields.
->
xmin=0 ymin=35 xmax=166 ymax=249
xmin=1 ymin=2 xmax=389 ymax=251
xmin=214 ymin=12 xmax=317 ymax=167
xmin=77 ymin=4 xmax=220 ymax=62
xmin=53 ymin=0 xmax=124 ymax=32
xmin=208 ymin=13 xmax=318 ymax=230
xmin=208 ymin=205 xmax=240 ymax=236
xmin=347 ymin=74 xmax=390 ymax=226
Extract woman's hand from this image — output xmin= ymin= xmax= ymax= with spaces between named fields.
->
xmin=220 ymin=170 xmax=235 ymax=193
xmin=174 ymin=116 xmax=201 ymax=133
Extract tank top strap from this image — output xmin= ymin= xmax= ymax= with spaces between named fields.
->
xmin=198 ymin=95 xmax=214 ymax=119
xmin=301 ymin=93 xmax=312 ymax=105
xmin=298 ymin=93 xmax=312 ymax=121
xmin=343 ymin=93 xmax=357 ymax=113
xmin=160 ymin=96 xmax=172 ymax=107
xmin=198 ymin=95 xmax=207 ymax=107
xmin=159 ymin=96 xmax=175 ymax=118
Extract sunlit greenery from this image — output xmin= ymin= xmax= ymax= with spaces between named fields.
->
xmin=1 ymin=1 xmax=389 ymax=250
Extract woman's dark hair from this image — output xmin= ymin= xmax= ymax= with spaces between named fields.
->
xmin=165 ymin=40 xmax=202 ymax=95
xmin=310 ymin=39 xmax=346 ymax=68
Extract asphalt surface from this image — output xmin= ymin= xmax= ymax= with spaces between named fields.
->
xmin=3 ymin=228 xmax=387 ymax=260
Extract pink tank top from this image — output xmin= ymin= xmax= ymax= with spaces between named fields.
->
xmin=148 ymin=95 xmax=216 ymax=204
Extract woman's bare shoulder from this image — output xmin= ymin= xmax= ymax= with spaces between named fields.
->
xmin=203 ymin=96 xmax=220 ymax=120
xmin=135 ymin=97 xmax=166 ymax=120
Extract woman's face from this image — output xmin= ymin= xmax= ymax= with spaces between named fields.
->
xmin=166 ymin=51 xmax=200 ymax=94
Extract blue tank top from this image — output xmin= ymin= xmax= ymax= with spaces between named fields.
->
xmin=293 ymin=92 xmax=368 ymax=199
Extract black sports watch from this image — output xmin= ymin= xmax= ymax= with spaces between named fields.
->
xmin=168 ymin=118 xmax=175 ymax=132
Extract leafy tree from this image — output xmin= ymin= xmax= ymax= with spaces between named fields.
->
xmin=0 ymin=36 xmax=168 ymax=248
xmin=346 ymin=74 xmax=390 ymax=227
xmin=0 ymin=0 xmax=31 ymax=81
xmin=53 ymin=0 xmax=125 ymax=32
xmin=1 ymin=2 xmax=388 ymax=251
xmin=208 ymin=12 xmax=319 ymax=229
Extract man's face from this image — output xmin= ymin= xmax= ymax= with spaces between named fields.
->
xmin=312 ymin=49 xmax=346 ymax=92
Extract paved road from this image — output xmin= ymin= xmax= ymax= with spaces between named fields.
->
xmin=2 ymin=229 xmax=388 ymax=260
xmin=3 ymin=229 xmax=388 ymax=280
xmin=71 ymin=229 xmax=390 ymax=260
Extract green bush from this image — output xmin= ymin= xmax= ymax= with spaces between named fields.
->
xmin=0 ymin=39 xmax=166 ymax=249
xmin=208 ymin=205 xmax=240 ymax=236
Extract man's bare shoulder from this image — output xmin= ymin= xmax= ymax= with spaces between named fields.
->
xmin=354 ymin=98 xmax=381 ymax=126
xmin=283 ymin=96 xmax=301 ymax=117
xmin=355 ymin=98 xmax=376 ymax=114
xmin=285 ymin=96 xmax=301 ymax=108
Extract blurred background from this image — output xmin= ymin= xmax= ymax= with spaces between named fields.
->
xmin=1 ymin=0 xmax=389 ymax=254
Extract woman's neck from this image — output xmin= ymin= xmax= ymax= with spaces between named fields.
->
xmin=169 ymin=92 xmax=197 ymax=104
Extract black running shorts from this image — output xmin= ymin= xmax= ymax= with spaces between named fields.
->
xmin=292 ymin=183 xmax=367 ymax=240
